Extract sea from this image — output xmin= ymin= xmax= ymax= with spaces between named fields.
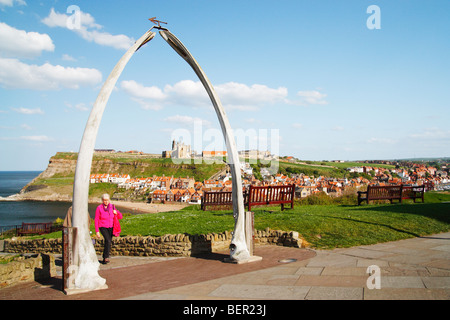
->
xmin=0 ymin=171 xmax=97 ymax=231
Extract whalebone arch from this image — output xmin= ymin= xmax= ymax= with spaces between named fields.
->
xmin=70 ymin=27 xmax=249 ymax=291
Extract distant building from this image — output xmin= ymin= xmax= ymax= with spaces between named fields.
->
xmin=94 ymin=149 xmax=115 ymax=153
xmin=202 ymin=151 xmax=227 ymax=158
xmin=239 ymin=149 xmax=273 ymax=160
xmin=162 ymin=139 xmax=192 ymax=159
xmin=348 ymin=167 xmax=364 ymax=173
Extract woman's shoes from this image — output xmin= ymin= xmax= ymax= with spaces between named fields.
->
xmin=102 ymin=258 xmax=110 ymax=264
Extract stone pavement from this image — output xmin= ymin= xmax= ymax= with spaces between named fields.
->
xmin=1 ymin=232 xmax=449 ymax=300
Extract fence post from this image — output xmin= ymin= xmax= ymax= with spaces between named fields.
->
xmin=400 ymin=184 xmax=403 ymax=203
xmin=248 ymin=185 xmax=253 ymax=211
xmin=291 ymin=184 xmax=295 ymax=209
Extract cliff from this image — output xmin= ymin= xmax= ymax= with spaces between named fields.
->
xmin=11 ymin=152 xmax=225 ymax=202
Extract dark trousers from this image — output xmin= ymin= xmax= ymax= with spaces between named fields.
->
xmin=99 ymin=227 xmax=113 ymax=259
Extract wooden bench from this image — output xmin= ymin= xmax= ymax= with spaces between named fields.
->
xmin=248 ymin=184 xmax=295 ymax=211
xmin=401 ymin=185 xmax=425 ymax=203
xmin=17 ymin=222 xmax=53 ymax=236
xmin=358 ymin=185 xmax=425 ymax=205
xmin=201 ymin=184 xmax=295 ymax=211
xmin=201 ymin=191 xmax=234 ymax=211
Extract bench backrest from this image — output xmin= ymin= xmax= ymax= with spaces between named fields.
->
xmin=249 ymin=185 xmax=295 ymax=205
xmin=202 ymin=191 xmax=233 ymax=206
xmin=402 ymin=185 xmax=425 ymax=198
xmin=367 ymin=185 xmax=402 ymax=199
xmin=201 ymin=184 xmax=295 ymax=210
xmin=21 ymin=222 xmax=53 ymax=233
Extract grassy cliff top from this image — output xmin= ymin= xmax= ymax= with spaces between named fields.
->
xmin=49 ymin=152 xmax=226 ymax=181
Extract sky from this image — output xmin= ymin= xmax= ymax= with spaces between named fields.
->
xmin=0 ymin=0 xmax=449 ymax=171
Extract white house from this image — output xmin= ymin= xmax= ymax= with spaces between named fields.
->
xmin=109 ymin=174 xmax=130 ymax=184
xmin=348 ymin=167 xmax=364 ymax=173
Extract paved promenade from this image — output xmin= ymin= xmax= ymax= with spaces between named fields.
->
xmin=1 ymin=232 xmax=449 ymax=300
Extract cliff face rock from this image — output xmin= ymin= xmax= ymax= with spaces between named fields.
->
xmin=12 ymin=152 xmax=224 ymax=202
xmin=39 ymin=158 xmax=77 ymax=179
xmin=31 ymin=152 xmax=223 ymax=183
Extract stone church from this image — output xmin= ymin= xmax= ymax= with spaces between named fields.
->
xmin=162 ymin=139 xmax=192 ymax=159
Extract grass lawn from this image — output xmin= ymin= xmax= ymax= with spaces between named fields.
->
xmin=253 ymin=202 xmax=450 ymax=249
xmin=31 ymin=192 xmax=450 ymax=250
xmin=102 ymin=191 xmax=450 ymax=249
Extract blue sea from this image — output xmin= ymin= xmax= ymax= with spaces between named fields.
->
xmin=0 ymin=171 xmax=97 ymax=230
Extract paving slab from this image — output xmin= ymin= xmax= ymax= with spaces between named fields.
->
xmin=422 ymin=277 xmax=450 ymax=289
xmin=380 ymin=276 xmax=425 ymax=288
xmin=208 ymin=284 xmax=311 ymax=300
xmin=305 ymin=252 xmax=358 ymax=268
xmin=295 ymin=275 xmax=367 ymax=287
xmin=364 ymin=288 xmax=450 ymax=300
xmin=305 ymin=286 xmax=363 ymax=300
xmin=321 ymin=267 xmax=368 ymax=276
xmin=356 ymin=258 xmax=390 ymax=268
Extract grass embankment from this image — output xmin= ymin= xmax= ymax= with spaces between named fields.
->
xmin=20 ymin=192 xmax=450 ymax=249
xmin=52 ymin=152 xmax=225 ymax=182
xmin=29 ymin=153 xmax=226 ymax=199
xmin=111 ymin=192 xmax=450 ymax=249
xmin=277 ymin=161 xmax=394 ymax=179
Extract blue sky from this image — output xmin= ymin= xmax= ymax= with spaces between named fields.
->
xmin=0 ymin=0 xmax=449 ymax=170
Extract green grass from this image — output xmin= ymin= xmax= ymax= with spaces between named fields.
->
xmin=34 ymin=153 xmax=225 ymax=186
xmin=88 ymin=182 xmax=119 ymax=198
xmin=84 ymin=191 xmax=449 ymax=249
xmin=277 ymin=160 xmax=396 ymax=179
xmin=113 ymin=206 xmax=236 ymax=237
xmin=253 ymin=202 xmax=450 ymax=249
xmin=0 ymin=254 xmax=20 ymax=264
xmin=307 ymin=161 xmax=395 ymax=170
xmin=17 ymin=192 xmax=450 ymax=250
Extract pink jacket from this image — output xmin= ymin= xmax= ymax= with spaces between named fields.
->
xmin=95 ymin=203 xmax=122 ymax=233
xmin=113 ymin=214 xmax=121 ymax=237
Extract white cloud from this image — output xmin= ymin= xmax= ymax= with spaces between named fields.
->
xmin=332 ymin=126 xmax=345 ymax=131
xmin=0 ymin=0 xmax=26 ymax=7
xmin=20 ymin=135 xmax=52 ymax=142
xmin=77 ymin=29 xmax=134 ymax=50
xmin=292 ymin=123 xmax=303 ymax=129
xmin=11 ymin=107 xmax=44 ymax=115
xmin=0 ymin=135 xmax=53 ymax=142
xmin=41 ymin=7 xmax=101 ymax=29
xmin=121 ymin=80 xmax=166 ymax=100
xmin=62 ymin=54 xmax=76 ymax=61
xmin=0 ymin=58 xmax=102 ymax=90
xmin=121 ymin=80 xmax=289 ymax=111
xmin=0 ymin=22 xmax=54 ymax=58
xmin=42 ymin=8 xmax=134 ymax=50
xmin=410 ymin=128 xmax=450 ymax=140
xmin=165 ymin=115 xmax=211 ymax=127
xmin=132 ymin=98 xmax=164 ymax=111
xmin=295 ymin=90 xmax=328 ymax=106
xmin=166 ymin=80 xmax=209 ymax=101
xmin=367 ymin=137 xmax=397 ymax=144
xmin=216 ymin=82 xmax=288 ymax=109
xmin=245 ymin=118 xmax=260 ymax=124
xmin=65 ymin=102 xmax=89 ymax=112
xmin=20 ymin=124 xmax=32 ymax=130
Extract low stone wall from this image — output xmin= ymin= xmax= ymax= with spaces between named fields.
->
xmin=2 ymin=228 xmax=307 ymax=257
xmin=0 ymin=254 xmax=56 ymax=288
xmin=3 ymin=238 xmax=62 ymax=255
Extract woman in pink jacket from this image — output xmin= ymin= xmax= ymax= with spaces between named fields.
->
xmin=95 ymin=194 xmax=122 ymax=264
